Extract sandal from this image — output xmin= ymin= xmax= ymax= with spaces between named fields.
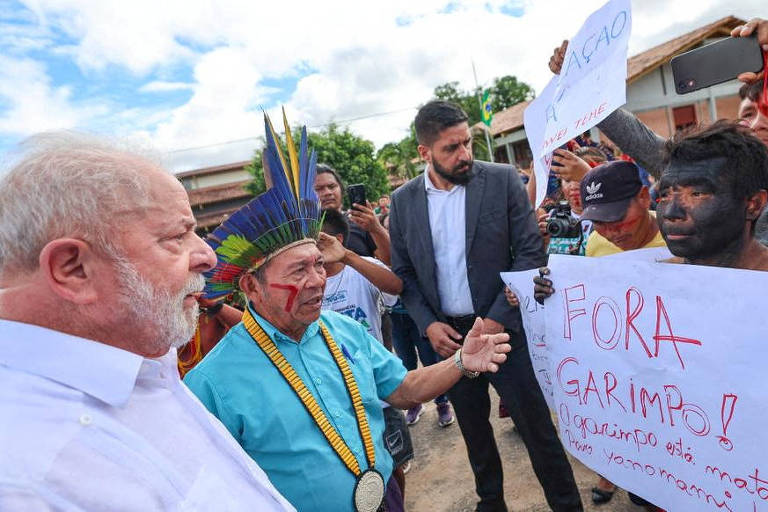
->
xmin=591 ymin=487 xmax=615 ymax=505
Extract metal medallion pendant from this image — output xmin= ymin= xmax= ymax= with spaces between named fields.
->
xmin=353 ymin=469 xmax=385 ymax=512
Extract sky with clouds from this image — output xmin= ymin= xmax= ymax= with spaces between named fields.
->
xmin=0 ymin=0 xmax=764 ymax=172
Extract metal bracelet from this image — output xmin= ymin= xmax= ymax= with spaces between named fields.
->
xmin=454 ymin=348 xmax=479 ymax=379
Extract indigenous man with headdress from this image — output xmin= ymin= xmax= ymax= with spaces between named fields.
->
xmin=184 ymin=112 xmax=512 ymax=512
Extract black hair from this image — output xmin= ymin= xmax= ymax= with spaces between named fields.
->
xmin=574 ymin=146 xmax=607 ymax=164
xmin=414 ymin=100 xmax=469 ymax=146
xmin=662 ymin=120 xmax=768 ymax=200
xmin=316 ymin=164 xmax=343 ymax=188
xmin=320 ymin=208 xmax=349 ymax=243
xmin=738 ymin=79 xmax=764 ymax=102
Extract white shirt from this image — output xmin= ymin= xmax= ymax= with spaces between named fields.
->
xmin=322 ymin=256 xmax=397 ymax=342
xmin=424 ymin=166 xmax=474 ymax=316
xmin=0 ymin=319 xmax=294 ymax=512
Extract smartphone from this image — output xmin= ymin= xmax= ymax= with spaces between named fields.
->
xmin=550 ymin=143 xmax=569 ymax=168
xmin=671 ymin=35 xmax=764 ymax=95
xmin=347 ymin=184 xmax=366 ymax=206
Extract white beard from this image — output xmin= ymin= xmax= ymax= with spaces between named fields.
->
xmin=114 ymin=259 xmax=205 ymax=354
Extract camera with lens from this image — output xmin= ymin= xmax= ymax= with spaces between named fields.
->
xmin=546 ymin=201 xmax=581 ymax=238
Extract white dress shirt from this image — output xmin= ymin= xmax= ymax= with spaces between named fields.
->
xmin=0 ymin=318 xmax=294 ymax=512
xmin=424 ymin=166 xmax=475 ymax=316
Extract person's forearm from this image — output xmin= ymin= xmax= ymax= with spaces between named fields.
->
xmin=369 ymin=227 xmax=392 ymax=266
xmin=385 ymin=358 xmax=461 ymax=409
xmin=344 ymin=250 xmax=402 ymax=294
xmin=597 ymin=108 xmax=666 ymax=177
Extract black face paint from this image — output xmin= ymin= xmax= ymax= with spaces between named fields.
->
xmin=432 ymin=157 xmax=475 ymax=185
xmin=657 ymin=157 xmax=747 ymax=262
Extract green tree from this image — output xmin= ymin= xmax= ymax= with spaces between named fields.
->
xmin=433 ymin=81 xmax=483 ymax=126
xmin=426 ymin=75 xmax=535 ymax=162
xmin=243 ymin=135 xmax=268 ymax=196
xmin=432 ymin=75 xmax=535 ymax=121
xmin=245 ymin=124 xmax=390 ymax=206
xmin=490 ymin=75 xmax=535 ymax=109
xmin=376 ymin=122 xmax=419 ymax=180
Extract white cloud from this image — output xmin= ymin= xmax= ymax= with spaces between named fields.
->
xmin=0 ymin=55 xmax=107 ymax=136
xmin=139 ymin=81 xmax=194 ymax=93
xmin=149 ymin=46 xmax=273 ymax=154
xmin=4 ymin=0 xmax=768 ymax=171
xmin=21 ymin=0 xmax=207 ymax=74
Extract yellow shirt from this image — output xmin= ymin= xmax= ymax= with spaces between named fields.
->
xmin=585 ymin=213 xmax=667 ymax=257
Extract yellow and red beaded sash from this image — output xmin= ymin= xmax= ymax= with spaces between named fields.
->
xmin=242 ymin=309 xmax=376 ymax=476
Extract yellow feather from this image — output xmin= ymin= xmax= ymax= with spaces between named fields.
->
xmin=282 ymin=107 xmax=301 ymax=200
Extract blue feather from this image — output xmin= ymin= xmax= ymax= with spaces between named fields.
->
xmin=263 ymin=116 xmax=293 ymax=199
xmin=201 ymin=111 xmax=321 ymax=299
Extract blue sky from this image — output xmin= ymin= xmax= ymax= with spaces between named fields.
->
xmin=0 ymin=0 xmax=763 ymax=171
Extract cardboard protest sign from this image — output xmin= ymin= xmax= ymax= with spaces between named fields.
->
xmin=523 ymin=0 xmax=631 ymax=207
xmin=542 ymin=254 xmax=768 ymax=511
xmin=500 ymin=250 xmax=671 ymax=410
xmin=500 ymin=270 xmax=553 ymax=408
xmin=523 ymin=80 xmax=556 ymax=209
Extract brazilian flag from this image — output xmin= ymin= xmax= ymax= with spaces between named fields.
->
xmin=481 ymin=90 xmax=493 ymax=127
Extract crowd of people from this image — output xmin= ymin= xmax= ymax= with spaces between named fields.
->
xmin=1 ymin=15 xmax=767 ymax=512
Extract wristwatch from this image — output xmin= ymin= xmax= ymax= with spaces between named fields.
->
xmin=454 ymin=348 xmax=480 ymax=379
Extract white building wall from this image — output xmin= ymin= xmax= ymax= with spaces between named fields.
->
xmin=181 ymin=169 xmax=251 ymax=190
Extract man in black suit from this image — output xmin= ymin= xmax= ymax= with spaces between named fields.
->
xmin=389 ymin=101 xmax=582 ymax=512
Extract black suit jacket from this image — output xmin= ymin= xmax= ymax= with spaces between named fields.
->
xmin=389 ymin=161 xmax=546 ymax=336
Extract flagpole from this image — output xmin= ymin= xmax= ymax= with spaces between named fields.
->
xmin=472 ymin=60 xmax=494 ymax=162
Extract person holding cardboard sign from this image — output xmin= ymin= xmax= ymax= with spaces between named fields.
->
xmin=532 ymin=121 xmax=768 ymax=510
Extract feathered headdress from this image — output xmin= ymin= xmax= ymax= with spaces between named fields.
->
xmin=202 ymin=109 xmax=322 ymax=300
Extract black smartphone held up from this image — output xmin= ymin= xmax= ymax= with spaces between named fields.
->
xmin=671 ymin=35 xmax=764 ymax=95
xmin=550 ymin=143 xmax=569 ymax=168
xmin=347 ymin=184 xmax=366 ymax=207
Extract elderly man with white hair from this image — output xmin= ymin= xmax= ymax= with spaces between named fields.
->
xmin=0 ymin=133 xmax=294 ymax=511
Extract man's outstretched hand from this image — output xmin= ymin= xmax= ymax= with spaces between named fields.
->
xmin=460 ymin=318 xmax=511 ymax=373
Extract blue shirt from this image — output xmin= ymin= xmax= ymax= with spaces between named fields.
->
xmin=184 ymin=307 xmax=407 ymax=512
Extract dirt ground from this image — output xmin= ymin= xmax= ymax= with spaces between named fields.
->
xmin=402 ymin=390 xmax=639 ymax=512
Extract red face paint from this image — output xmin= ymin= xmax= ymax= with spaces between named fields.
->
xmin=270 ymin=284 xmax=300 ymax=312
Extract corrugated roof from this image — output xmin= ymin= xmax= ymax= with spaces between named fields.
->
xmin=483 ymin=100 xmax=531 ymax=137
